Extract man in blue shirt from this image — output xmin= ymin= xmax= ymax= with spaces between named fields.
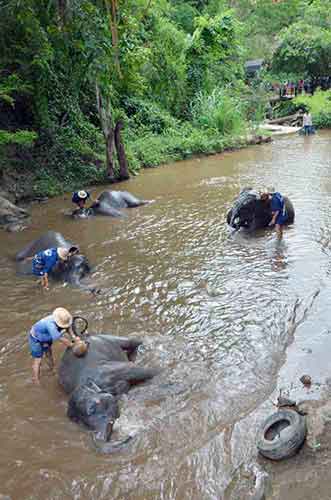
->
xmin=72 ymin=190 xmax=90 ymax=208
xmin=71 ymin=190 xmax=100 ymax=218
xmin=32 ymin=246 xmax=78 ymax=290
xmin=261 ymin=191 xmax=288 ymax=239
xmin=29 ymin=307 xmax=80 ymax=384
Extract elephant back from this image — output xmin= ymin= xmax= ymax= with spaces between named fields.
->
xmin=58 ymin=335 xmax=131 ymax=394
xmin=284 ymin=197 xmax=295 ymax=223
xmin=16 ymin=231 xmax=71 ymax=261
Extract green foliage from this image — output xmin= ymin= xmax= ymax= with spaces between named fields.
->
xmin=130 ymin=123 xmax=229 ymax=168
xmin=124 ymin=97 xmax=180 ymax=135
xmin=3 ymin=0 xmax=323 ymax=199
xmin=230 ymin=0 xmax=308 ymax=59
xmin=272 ymin=99 xmax=300 ymax=118
xmin=0 ymin=74 xmax=32 ymax=107
xmin=187 ymin=11 xmax=244 ymax=96
xmin=294 ymin=90 xmax=331 ymax=128
xmin=0 ymin=130 xmax=37 ymax=146
xmin=190 ymin=89 xmax=247 ymax=136
xmin=272 ymin=22 xmax=331 ymax=77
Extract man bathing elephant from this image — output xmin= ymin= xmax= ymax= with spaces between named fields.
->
xmin=71 ymin=189 xmax=149 ymax=218
xmin=227 ymin=188 xmax=295 ymax=237
xmin=16 ymin=230 xmax=92 ymax=290
xmin=58 ymin=334 xmax=159 ymax=449
xmin=29 ymin=307 xmax=82 ymax=384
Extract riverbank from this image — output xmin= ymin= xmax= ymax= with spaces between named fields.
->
xmin=0 ymin=129 xmax=272 ymax=206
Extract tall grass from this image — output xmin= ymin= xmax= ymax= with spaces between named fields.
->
xmin=190 ymin=88 xmax=248 ymax=136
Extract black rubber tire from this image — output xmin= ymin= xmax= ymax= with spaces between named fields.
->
xmin=257 ymin=409 xmax=306 ymax=461
xmin=226 ymin=209 xmax=232 ymax=225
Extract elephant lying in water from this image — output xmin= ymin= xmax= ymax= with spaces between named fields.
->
xmin=15 ymin=230 xmax=92 ymax=290
xmin=58 ymin=334 xmax=159 ymax=451
xmin=227 ymin=189 xmax=295 ymax=231
xmin=72 ymin=190 xmax=150 ymax=219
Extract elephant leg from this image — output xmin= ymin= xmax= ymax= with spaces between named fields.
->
xmin=93 ymin=363 xmax=159 ymax=394
xmin=122 ymin=192 xmax=146 ymax=208
xmin=92 ymin=202 xmax=124 ymax=217
xmin=107 ymin=336 xmax=142 ymax=361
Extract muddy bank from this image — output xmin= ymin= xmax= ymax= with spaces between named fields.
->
xmin=263 ymin=399 xmax=331 ymax=499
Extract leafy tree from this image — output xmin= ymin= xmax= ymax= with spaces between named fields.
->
xmin=272 ymin=22 xmax=331 ymax=77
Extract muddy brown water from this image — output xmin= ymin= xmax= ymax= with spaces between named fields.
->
xmin=1 ymin=132 xmax=331 ymax=499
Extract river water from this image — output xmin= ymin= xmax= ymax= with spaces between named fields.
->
xmin=1 ymin=131 xmax=331 ymax=499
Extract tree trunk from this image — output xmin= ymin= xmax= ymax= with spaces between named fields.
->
xmin=266 ymin=113 xmax=299 ymax=125
xmin=96 ymin=83 xmax=116 ymax=182
xmin=106 ymin=129 xmax=116 ymax=181
xmin=114 ymin=120 xmax=129 ymax=181
xmin=58 ymin=0 xmax=67 ymax=26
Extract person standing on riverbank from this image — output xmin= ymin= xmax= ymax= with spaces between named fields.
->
xmin=261 ymin=192 xmax=288 ymax=240
xmin=28 ymin=307 xmax=79 ymax=384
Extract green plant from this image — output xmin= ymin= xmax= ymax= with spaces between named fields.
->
xmin=294 ymin=89 xmax=331 ymax=127
xmin=190 ymin=88 xmax=247 ymax=136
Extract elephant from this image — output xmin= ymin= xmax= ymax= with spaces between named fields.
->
xmin=15 ymin=230 xmax=92 ymax=290
xmin=227 ymin=188 xmax=295 ymax=231
xmin=72 ymin=190 xmax=150 ymax=219
xmin=58 ymin=334 xmax=159 ymax=451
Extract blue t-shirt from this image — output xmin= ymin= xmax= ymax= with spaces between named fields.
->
xmin=32 ymin=248 xmax=59 ymax=276
xmin=72 ymin=191 xmax=90 ymax=204
xmin=31 ymin=315 xmax=63 ymax=343
xmin=271 ymin=192 xmax=287 ymax=224
xmin=271 ymin=193 xmax=285 ymax=213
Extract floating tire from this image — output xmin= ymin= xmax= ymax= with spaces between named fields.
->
xmin=257 ymin=409 xmax=306 ymax=461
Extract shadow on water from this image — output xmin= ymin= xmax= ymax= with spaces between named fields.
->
xmin=1 ymin=132 xmax=331 ymax=499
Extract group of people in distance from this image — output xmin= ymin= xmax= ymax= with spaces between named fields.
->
xmin=28 ymin=190 xmax=93 ymax=384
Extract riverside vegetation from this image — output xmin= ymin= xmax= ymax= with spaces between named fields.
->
xmin=1 ymin=0 xmax=331 ymax=199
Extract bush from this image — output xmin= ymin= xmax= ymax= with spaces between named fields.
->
xmin=124 ymin=97 xmax=180 ymax=135
xmin=0 ymin=129 xmax=37 ymax=147
xmin=190 ymin=89 xmax=248 ymax=136
xmin=294 ymin=89 xmax=331 ymax=128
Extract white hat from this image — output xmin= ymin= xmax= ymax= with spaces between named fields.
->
xmin=57 ymin=247 xmax=69 ymax=260
xmin=53 ymin=307 xmax=73 ymax=329
xmin=78 ymin=190 xmax=88 ymax=199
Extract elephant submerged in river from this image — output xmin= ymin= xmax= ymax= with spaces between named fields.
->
xmin=58 ymin=334 xmax=159 ymax=451
xmin=15 ymin=230 xmax=92 ymax=290
xmin=227 ymin=189 xmax=295 ymax=231
xmin=72 ymin=190 xmax=150 ymax=219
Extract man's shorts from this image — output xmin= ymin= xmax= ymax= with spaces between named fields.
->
xmin=275 ymin=213 xmax=288 ymax=226
xmin=29 ymin=335 xmax=52 ymax=358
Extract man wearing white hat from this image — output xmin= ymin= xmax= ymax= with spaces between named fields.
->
xmin=29 ymin=307 xmax=80 ymax=384
xmin=72 ymin=190 xmax=90 ymax=209
xmin=32 ymin=246 xmax=78 ymax=290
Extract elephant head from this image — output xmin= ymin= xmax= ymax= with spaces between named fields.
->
xmin=227 ymin=189 xmax=272 ymax=230
xmin=68 ymin=382 xmax=120 ymax=442
xmin=54 ymin=254 xmax=91 ymax=288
